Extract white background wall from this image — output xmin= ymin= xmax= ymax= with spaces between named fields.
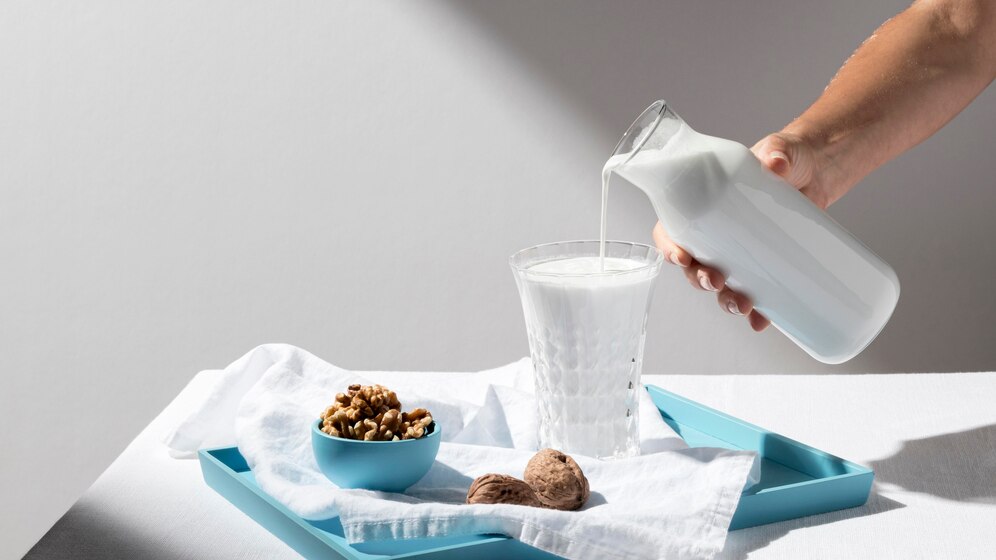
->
xmin=3 ymin=1 xmax=994 ymax=557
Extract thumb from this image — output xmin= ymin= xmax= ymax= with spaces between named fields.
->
xmin=752 ymin=134 xmax=793 ymax=177
xmin=750 ymin=133 xmax=809 ymax=191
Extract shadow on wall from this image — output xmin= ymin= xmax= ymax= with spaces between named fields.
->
xmin=444 ymin=0 xmax=996 ymax=373
xmin=870 ymin=424 xmax=996 ymax=504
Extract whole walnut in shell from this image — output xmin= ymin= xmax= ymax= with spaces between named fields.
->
xmin=523 ymin=448 xmax=590 ymax=511
xmin=465 ymin=449 xmax=590 ymax=511
xmin=466 ymin=474 xmax=544 ymax=508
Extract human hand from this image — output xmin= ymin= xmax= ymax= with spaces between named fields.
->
xmin=652 ymin=131 xmax=831 ymax=332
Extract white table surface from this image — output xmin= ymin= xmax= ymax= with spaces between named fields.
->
xmin=25 ymin=370 xmax=996 ymax=559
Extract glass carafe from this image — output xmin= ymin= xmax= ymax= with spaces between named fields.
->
xmin=605 ymin=101 xmax=900 ymax=364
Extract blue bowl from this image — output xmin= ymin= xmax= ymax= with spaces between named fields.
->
xmin=311 ymin=418 xmax=440 ymax=492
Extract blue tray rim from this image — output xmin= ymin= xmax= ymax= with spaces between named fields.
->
xmin=645 ymin=385 xmax=873 ymax=477
xmin=200 ymin=383 xmax=875 ymax=558
xmin=199 ymin=446 xmax=512 ymax=558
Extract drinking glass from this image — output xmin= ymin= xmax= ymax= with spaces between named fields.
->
xmin=510 ymin=240 xmax=663 ymax=459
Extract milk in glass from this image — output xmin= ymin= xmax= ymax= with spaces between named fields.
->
xmin=511 ymin=243 xmax=662 ymax=459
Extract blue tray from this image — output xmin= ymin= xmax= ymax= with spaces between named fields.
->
xmin=199 ymin=385 xmax=872 ymax=559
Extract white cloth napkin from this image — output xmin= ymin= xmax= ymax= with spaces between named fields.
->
xmin=167 ymin=344 xmax=757 ymax=560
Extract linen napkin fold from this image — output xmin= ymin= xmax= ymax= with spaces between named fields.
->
xmin=167 ymin=344 xmax=757 ymax=560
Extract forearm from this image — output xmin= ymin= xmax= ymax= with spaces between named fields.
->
xmin=783 ymin=0 xmax=996 ymax=202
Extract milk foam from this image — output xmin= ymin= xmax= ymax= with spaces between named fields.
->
xmin=529 ymin=256 xmax=643 ymax=275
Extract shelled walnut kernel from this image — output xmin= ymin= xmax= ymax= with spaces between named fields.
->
xmin=319 ymin=384 xmax=434 ymax=441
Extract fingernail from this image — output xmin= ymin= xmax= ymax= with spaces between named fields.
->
xmin=770 ymin=151 xmax=788 ymax=163
xmin=668 ymin=252 xmax=680 ymax=265
xmin=698 ymin=272 xmax=717 ymax=292
xmin=727 ymin=300 xmax=743 ymax=315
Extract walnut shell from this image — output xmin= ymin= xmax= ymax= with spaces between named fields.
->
xmin=466 ymin=474 xmax=545 ymax=508
xmin=523 ymin=449 xmax=590 ymax=511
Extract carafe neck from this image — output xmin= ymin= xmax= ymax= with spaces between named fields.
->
xmin=608 ymin=100 xmax=686 ymax=167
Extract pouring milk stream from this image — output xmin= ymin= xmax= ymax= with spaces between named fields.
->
xmin=600 ymin=101 xmax=900 ymax=364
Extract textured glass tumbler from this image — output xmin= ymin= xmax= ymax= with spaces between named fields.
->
xmin=510 ymin=241 xmax=663 ymax=459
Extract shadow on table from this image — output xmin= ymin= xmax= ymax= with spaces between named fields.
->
xmin=722 ymin=424 xmax=996 ymax=558
xmin=869 ymin=423 xmax=996 ymax=504
xmin=718 ymin=489 xmax=905 ymax=560
xmin=23 ymin=504 xmax=188 ymax=560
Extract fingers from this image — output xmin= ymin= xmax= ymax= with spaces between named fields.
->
xmin=683 ymin=263 xmax=725 ymax=293
xmin=653 ymin=221 xmax=768 ymax=333
xmin=652 ymin=221 xmax=692 ymax=267
xmin=652 ymin=221 xmax=728 ymax=293
xmin=717 ymin=286 xmax=754 ymax=318
xmin=716 ymin=287 xmax=770 ymax=331
xmin=748 ymin=310 xmax=771 ymax=332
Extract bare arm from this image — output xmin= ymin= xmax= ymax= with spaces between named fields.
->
xmin=655 ymin=0 xmax=996 ymax=331
xmin=775 ymin=0 xmax=996 ymax=207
